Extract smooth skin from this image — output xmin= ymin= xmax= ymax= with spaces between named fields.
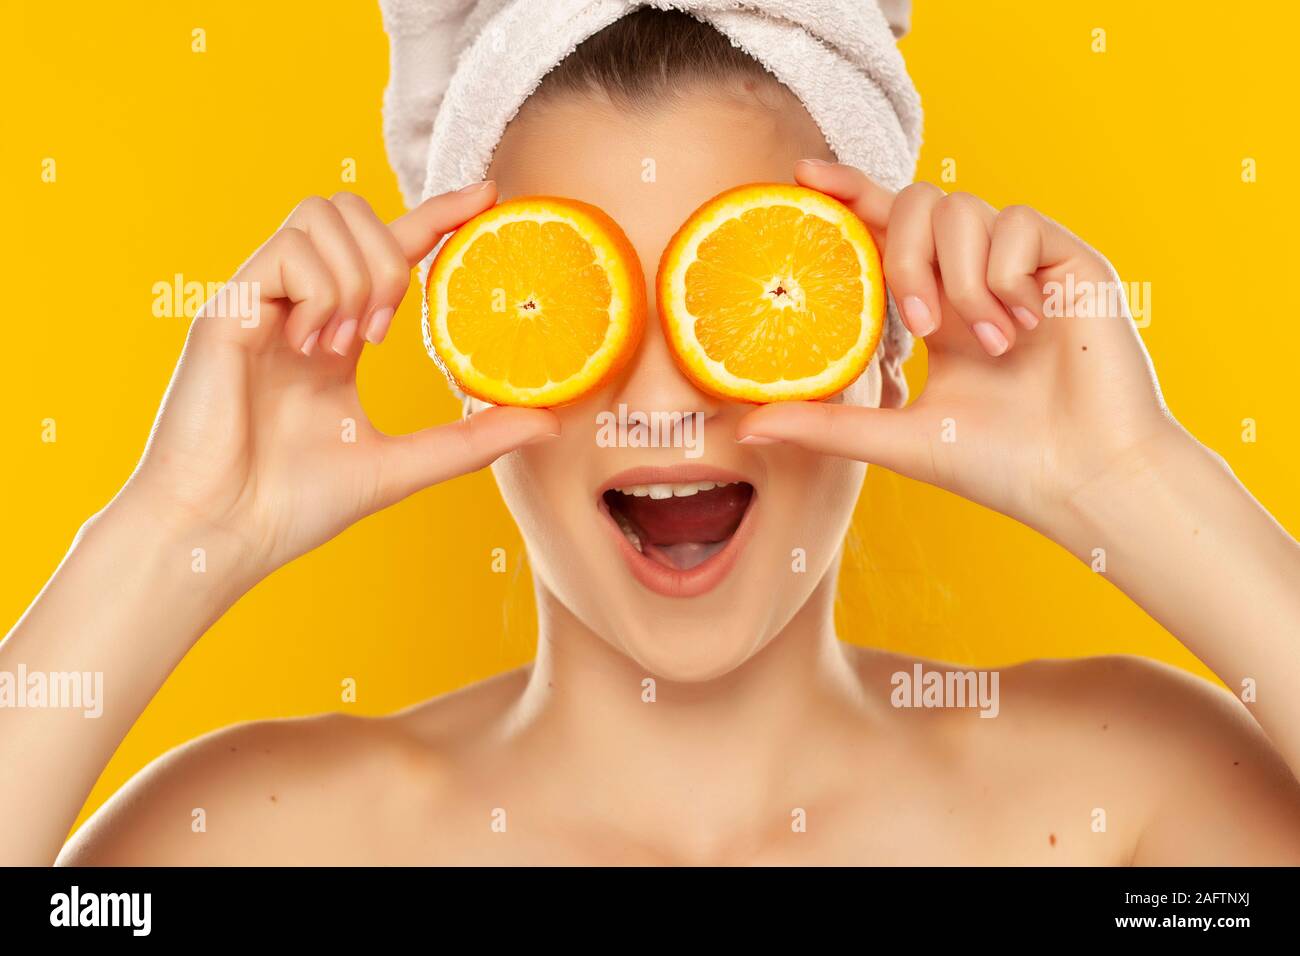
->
xmin=745 ymin=160 xmax=1300 ymax=779
xmin=0 ymin=182 xmax=560 ymax=865
xmin=2 ymin=80 xmax=1299 ymax=866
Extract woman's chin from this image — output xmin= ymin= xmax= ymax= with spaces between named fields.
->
xmin=611 ymin=623 xmax=769 ymax=684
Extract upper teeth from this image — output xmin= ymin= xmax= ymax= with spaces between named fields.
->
xmin=613 ymin=480 xmax=736 ymax=499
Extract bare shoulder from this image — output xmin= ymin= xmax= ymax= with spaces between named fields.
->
xmin=999 ymin=653 xmax=1293 ymax=772
xmin=855 ymin=645 xmax=1292 ymax=769
xmin=1058 ymin=654 xmax=1298 ymax=862
xmin=1011 ymin=654 xmax=1300 ymax=863
xmin=849 ymin=646 xmax=1300 ymax=863
xmin=58 ymin=668 xmax=529 ymax=866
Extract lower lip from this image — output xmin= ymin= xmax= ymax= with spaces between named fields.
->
xmin=596 ymin=491 xmax=758 ymax=598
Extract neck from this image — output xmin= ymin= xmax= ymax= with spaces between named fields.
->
xmin=507 ymin=566 xmax=873 ymax=858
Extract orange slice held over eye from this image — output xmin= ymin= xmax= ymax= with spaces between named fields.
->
xmin=424 ymin=196 xmax=646 ymax=408
xmin=656 ymin=183 xmax=886 ymax=403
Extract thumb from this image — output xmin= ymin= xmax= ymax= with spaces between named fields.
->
xmin=736 ymin=401 xmax=932 ymax=482
xmin=376 ymin=405 xmax=560 ymax=506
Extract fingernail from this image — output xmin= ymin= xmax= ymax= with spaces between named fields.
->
xmin=525 ymin=431 xmax=561 ymax=445
xmin=365 ymin=307 xmax=395 ymax=344
xmin=737 ymin=434 xmax=782 ymax=445
xmin=797 ymin=158 xmax=833 ymax=167
xmin=330 ymin=318 xmax=358 ymax=355
xmin=902 ymin=295 xmax=936 ymax=336
xmin=300 ymin=329 xmax=320 ymax=356
xmin=1011 ymin=305 xmax=1039 ymax=330
xmin=457 ymin=180 xmax=494 ymax=193
xmin=973 ymin=321 xmax=1010 ymax=357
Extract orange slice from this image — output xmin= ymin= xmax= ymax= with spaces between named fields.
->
xmin=657 ymin=183 xmax=885 ymax=403
xmin=424 ymin=196 xmax=645 ymax=407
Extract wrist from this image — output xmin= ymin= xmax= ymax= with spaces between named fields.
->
xmin=1049 ymin=420 xmax=1208 ymax=559
xmin=89 ymin=489 xmax=261 ymax=610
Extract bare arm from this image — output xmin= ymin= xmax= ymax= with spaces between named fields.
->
xmin=741 ymin=162 xmax=1300 ymax=824
xmin=1063 ymin=431 xmax=1300 ymax=775
xmin=0 ymin=501 xmax=241 ymax=864
xmin=0 ymin=184 xmax=558 ymax=865
xmin=1068 ymin=447 xmax=1300 ymax=861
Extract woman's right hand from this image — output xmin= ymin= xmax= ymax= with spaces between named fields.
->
xmin=114 ymin=182 xmax=559 ymax=591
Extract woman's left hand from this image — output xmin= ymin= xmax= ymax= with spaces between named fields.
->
xmin=737 ymin=160 xmax=1189 ymax=547
xmin=739 ymin=163 xmax=1300 ymax=811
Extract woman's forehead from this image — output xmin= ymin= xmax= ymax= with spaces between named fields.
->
xmin=488 ymin=89 xmax=831 ymax=258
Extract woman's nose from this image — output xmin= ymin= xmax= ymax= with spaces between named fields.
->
xmin=611 ymin=303 xmax=725 ymax=421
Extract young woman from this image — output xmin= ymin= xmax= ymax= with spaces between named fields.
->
xmin=4 ymin=8 xmax=1299 ymax=866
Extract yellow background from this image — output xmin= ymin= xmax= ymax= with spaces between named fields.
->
xmin=1 ymin=1 xmax=1295 ymax=829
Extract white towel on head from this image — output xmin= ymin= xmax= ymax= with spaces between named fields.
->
xmin=378 ymin=0 xmax=924 ymax=382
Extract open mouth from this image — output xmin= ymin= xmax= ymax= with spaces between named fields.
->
xmin=600 ymin=478 xmax=755 ymax=572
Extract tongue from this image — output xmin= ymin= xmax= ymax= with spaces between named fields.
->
xmin=611 ymin=484 xmax=752 ymax=571
xmin=617 ymin=484 xmax=752 ymax=546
